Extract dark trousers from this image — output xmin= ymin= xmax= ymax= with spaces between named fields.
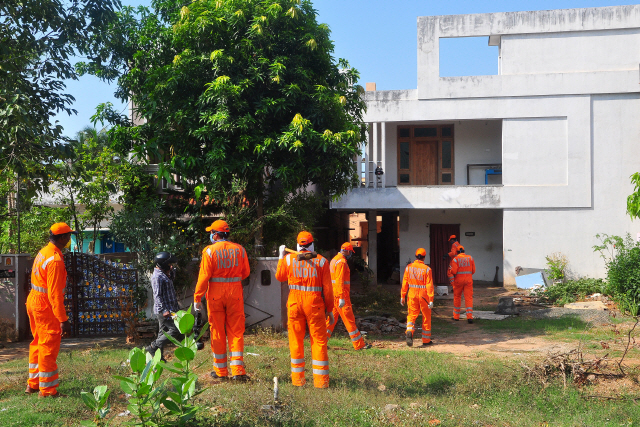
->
xmin=148 ymin=314 xmax=184 ymax=354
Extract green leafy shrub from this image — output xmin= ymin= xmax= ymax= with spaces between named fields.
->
xmin=594 ymin=233 xmax=640 ymax=315
xmin=545 ymin=252 xmax=569 ymax=284
xmin=536 ymin=278 xmax=607 ymax=306
xmin=81 ymin=310 xmax=208 ymax=426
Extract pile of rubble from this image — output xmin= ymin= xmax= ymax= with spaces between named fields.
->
xmin=356 ymin=315 xmax=406 ymax=335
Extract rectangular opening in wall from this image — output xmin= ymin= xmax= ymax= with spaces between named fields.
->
xmin=439 ymin=37 xmax=499 ymax=77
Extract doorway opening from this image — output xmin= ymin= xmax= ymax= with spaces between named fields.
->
xmin=429 ymin=224 xmax=461 ymax=284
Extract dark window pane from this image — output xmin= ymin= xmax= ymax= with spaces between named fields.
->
xmin=442 ymin=127 xmax=453 ymax=137
xmin=400 ymin=142 xmax=410 ymax=170
xmin=398 ymin=128 xmax=410 ymax=138
xmin=415 ymin=127 xmax=437 ymax=137
xmin=442 ymin=173 xmax=452 ymax=183
xmin=400 ymin=174 xmax=410 ymax=184
xmin=442 ymin=141 xmax=452 ymax=169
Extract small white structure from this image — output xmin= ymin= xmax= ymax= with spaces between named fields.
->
xmin=332 ymin=5 xmax=640 ymax=286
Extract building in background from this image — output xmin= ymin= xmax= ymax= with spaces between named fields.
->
xmin=332 ymin=5 xmax=640 ymax=286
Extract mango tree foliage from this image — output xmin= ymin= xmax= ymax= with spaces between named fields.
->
xmin=81 ymin=0 xmax=366 ymax=204
xmin=0 ymin=0 xmax=121 ymax=178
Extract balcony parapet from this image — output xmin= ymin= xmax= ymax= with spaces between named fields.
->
xmin=331 ymin=185 xmax=503 ymax=210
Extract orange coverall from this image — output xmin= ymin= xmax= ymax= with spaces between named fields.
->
xmin=27 ymin=243 xmax=68 ymax=395
xmin=326 ymin=253 xmax=365 ymax=350
xmin=276 ymin=253 xmax=333 ymax=388
xmin=449 ymin=253 xmax=476 ymax=320
xmin=401 ymin=260 xmax=434 ymax=344
xmin=194 ymin=241 xmax=250 ymax=377
xmin=446 ymin=241 xmax=462 ymax=285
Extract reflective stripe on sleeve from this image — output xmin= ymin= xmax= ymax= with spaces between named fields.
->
xmin=39 ymin=379 xmax=59 ymax=388
xmin=41 ymin=256 xmax=55 ymax=270
xmin=319 ymin=258 xmax=326 ymax=267
xmin=31 ymin=284 xmax=48 ymax=293
xmin=343 ymin=281 xmax=350 ymax=284
xmin=209 ymin=277 xmax=242 ymax=282
xmin=326 ymin=329 xmax=332 ymax=336
xmin=313 ymin=369 xmax=329 ymax=375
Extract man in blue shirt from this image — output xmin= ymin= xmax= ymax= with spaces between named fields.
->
xmin=146 ymin=252 xmax=182 ymax=359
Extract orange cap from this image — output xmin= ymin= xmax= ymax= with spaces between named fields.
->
xmin=449 ymin=235 xmax=457 ymax=240
xmin=415 ymin=248 xmax=426 ymax=257
xmin=50 ymin=222 xmax=77 ymax=235
xmin=341 ymin=242 xmax=354 ymax=253
xmin=297 ymin=231 xmax=313 ymax=245
xmin=206 ymin=220 xmax=230 ymax=233
xmin=457 ymin=245 xmax=465 ymax=252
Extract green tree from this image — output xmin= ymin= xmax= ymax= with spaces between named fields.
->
xmin=82 ymin=0 xmax=365 ymax=247
xmin=0 ymin=0 xmax=121 ymax=179
xmin=627 ymin=172 xmax=640 ymax=220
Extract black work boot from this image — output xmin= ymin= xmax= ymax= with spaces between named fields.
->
xmin=210 ymin=371 xmax=227 ymax=380
xmin=405 ymin=331 xmax=413 ymax=347
xmin=420 ymin=341 xmax=433 ymax=347
xmin=231 ymin=374 xmax=250 ymax=382
xmin=467 ymin=319 xmax=474 ymax=324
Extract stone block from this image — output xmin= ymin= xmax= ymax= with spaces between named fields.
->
xmin=495 ymin=297 xmax=519 ymax=315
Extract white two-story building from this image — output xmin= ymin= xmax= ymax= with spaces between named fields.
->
xmin=332 ymin=5 xmax=640 ymax=286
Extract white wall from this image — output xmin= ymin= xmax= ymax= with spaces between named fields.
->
xmin=503 ymin=117 xmax=568 ymax=186
xmin=501 ymin=29 xmax=640 ymax=75
xmin=384 ymin=122 xmax=398 ymax=187
xmin=503 ymin=94 xmax=640 ymax=285
xmin=454 ymin=120 xmax=502 ymax=185
xmin=399 ymin=209 xmax=503 ymax=283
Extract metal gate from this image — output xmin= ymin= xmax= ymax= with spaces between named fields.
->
xmin=64 ymin=253 xmax=138 ymax=337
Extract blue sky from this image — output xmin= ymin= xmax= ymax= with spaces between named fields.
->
xmin=56 ymin=0 xmax=639 ymax=138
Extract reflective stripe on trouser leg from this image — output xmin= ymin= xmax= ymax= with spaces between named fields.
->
xmin=421 ymin=330 xmax=431 ymax=343
xmin=288 ymin=302 xmax=307 ymax=387
xmin=464 ymin=282 xmax=474 ymax=319
xmin=227 ymin=292 xmax=246 ymax=376
xmin=453 ymin=285 xmax=464 ymax=319
xmin=209 ymin=303 xmax=229 ymax=377
xmin=27 ymin=304 xmax=40 ymax=390
xmin=29 ymin=303 xmax=61 ymax=396
xmin=307 ymin=305 xmax=329 ymax=388
xmin=339 ymin=301 xmax=365 ymax=350
xmin=312 ymin=359 xmax=329 ymax=388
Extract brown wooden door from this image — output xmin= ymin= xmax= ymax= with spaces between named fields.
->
xmin=429 ymin=224 xmax=461 ymax=284
xmin=413 ymin=141 xmax=437 ymax=185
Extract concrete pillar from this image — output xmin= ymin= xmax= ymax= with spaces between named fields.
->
xmin=381 ymin=122 xmax=386 ymax=188
xmin=368 ymin=210 xmax=378 ymax=286
xmin=365 ymin=123 xmax=372 ymax=187
xmin=372 ymin=123 xmax=379 ymax=188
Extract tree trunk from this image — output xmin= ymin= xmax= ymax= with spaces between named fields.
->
xmin=254 ymin=172 xmax=264 ymax=256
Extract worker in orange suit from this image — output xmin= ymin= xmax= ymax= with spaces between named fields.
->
xmin=26 ymin=223 xmax=76 ymax=398
xmin=401 ymin=248 xmax=435 ymax=347
xmin=326 ymin=242 xmax=371 ymax=350
xmin=448 ymin=245 xmax=476 ymax=323
xmin=276 ymin=231 xmax=333 ymax=388
xmin=446 ymin=235 xmax=461 ymax=286
xmin=194 ymin=220 xmax=251 ymax=381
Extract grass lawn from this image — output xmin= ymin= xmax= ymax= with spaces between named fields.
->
xmin=2 ymin=319 xmax=640 ymax=427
